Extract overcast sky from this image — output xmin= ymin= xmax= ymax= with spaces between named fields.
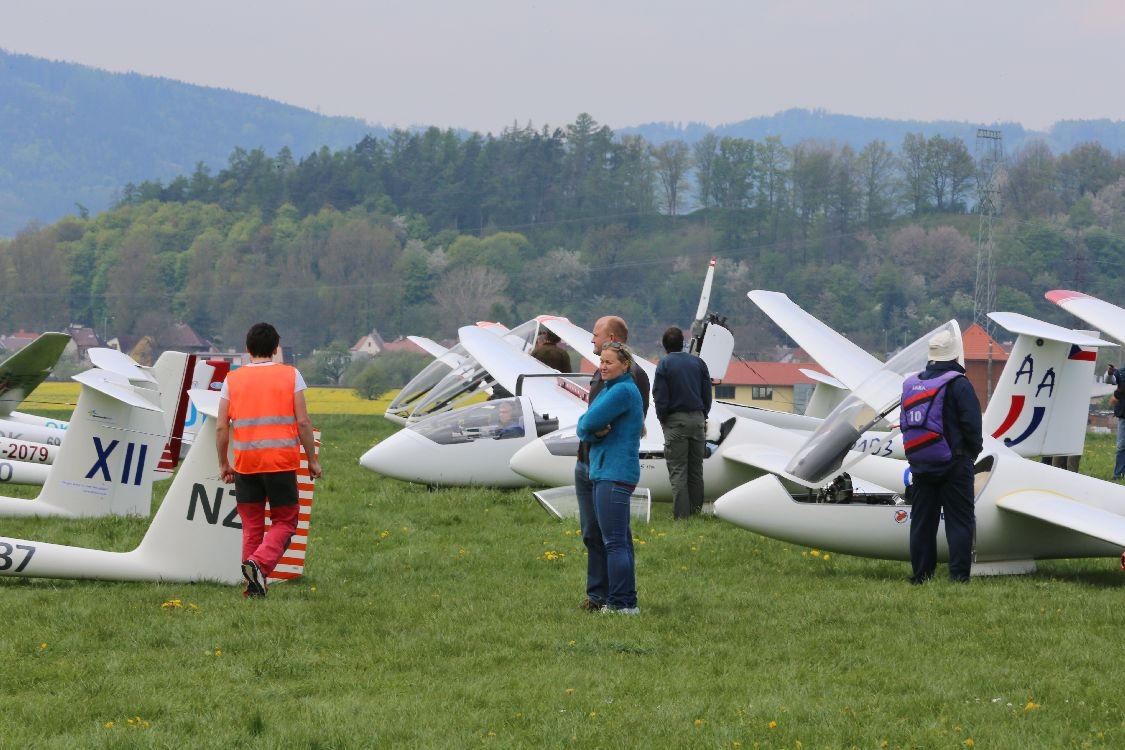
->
xmin=3 ymin=0 xmax=1123 ymax=134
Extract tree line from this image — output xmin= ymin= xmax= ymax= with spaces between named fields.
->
xmin=3 ymin=113 xmax=1125 ymax=377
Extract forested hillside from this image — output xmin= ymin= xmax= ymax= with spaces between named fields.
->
xmin=0 ymin=49 xmax=385 ymax=237
xmin=3 ymin=110 xmax=1125 ymax=366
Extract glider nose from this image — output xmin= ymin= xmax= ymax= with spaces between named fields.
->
xmin=359 ymin=429 xmax=432 ymax=480
xmin=509 ymin=436 xmax=574 ymax=486
xmin=712 ymin=474 xmax=790 ymax=531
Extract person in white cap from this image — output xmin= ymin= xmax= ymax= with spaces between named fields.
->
xmin=900 ymin=327 xmax=983 ymax=583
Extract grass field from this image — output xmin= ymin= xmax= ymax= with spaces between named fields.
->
xmin=1 ymin=396 xmax=1124 ymax=747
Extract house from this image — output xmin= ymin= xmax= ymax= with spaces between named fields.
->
xmin=0 ymin=330 xmax=42 ymax=354
xmin=718 ymin=360 xmax=829 ymax=414
xmin=380 ymin=336 xmax=431 ymax=356
xmin=157 ymin=322 xmax=210 ymax=355
xmin=64 ymin=324 xmax=100 ymax=359
xmin=961 ymin=322 xmax=1010 ymax=407
xmin=351 ymin=331 xmax=387 ymax=358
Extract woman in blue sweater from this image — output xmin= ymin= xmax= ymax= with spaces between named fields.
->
xmin=576 ymin=341 xmax=644 ymax=614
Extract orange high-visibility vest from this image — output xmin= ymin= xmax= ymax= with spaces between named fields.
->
xmin=227 ymin=363 xmax=301 ymax=474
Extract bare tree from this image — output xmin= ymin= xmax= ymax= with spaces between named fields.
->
xmin=652 ymin=140 xmax=691 ymax=216
xmin=434 ymin=266 xmax=510 ymax=333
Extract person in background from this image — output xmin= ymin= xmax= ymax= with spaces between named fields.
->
xmin=216 ymin=322 xmax=322 ymax=598
xmin=530 ymin=329 xmax=572 ymax=372
xmin=653 ymin=326 xmax=712 ymax=519
xmin=901 ymin=329 xmax=982 ymax=584
xmin=575 ymin=316 xmax=650 ymax=612
xmin=1106 ymin=363 xmax=1125 ymax=481
xmin=577 ymin=340 xmax=644 ymax=614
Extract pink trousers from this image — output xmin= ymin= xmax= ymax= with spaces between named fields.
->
xmin=237 ymin=502 xmax=300 ymax=576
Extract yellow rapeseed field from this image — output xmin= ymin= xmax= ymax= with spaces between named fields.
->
xmin=26 ymin=382 xmax=393 ymax=416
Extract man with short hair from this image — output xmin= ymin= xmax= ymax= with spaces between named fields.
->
xmin=653 ymin=326 xmax=712 ymax=519
xmin=216 ymin=322 xmax=322 ymax=597
xmin=575 ymin=315 xmax=649 ymax=611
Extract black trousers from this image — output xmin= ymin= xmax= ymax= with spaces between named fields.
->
xmin=909 ymin=457 xmax=976 ymax=582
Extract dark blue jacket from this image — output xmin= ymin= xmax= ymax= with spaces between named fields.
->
xmin=653 ymin=352 xmax=712 ymax=423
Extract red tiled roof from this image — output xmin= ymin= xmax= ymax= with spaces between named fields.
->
xmin=719 ymin=361 xmax=828 ymax=386
xmin=381 ymin=338 xmax=429 ymax=355
xmin=962 ymin=322 xmax=1009 ymax=362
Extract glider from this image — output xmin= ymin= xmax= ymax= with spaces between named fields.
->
xmin=0 ymin=389 xmax=317 ymax=586
xmin=714 ymin=311 xmax=1119 ymax=575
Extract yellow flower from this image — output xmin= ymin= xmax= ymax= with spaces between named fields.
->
xmin=1024 ymin=701 xmax=1040 ymax=712
xmin=768 ymin=720 xmax=778 ymax=730
xmin=693 ymin=718 xmax=703 ymax=727
xmin=811 ymin=549 xmax=821 ymax=557
xmin=161 ymin=599 xmax=182 ymax=609
xmin=823 ymin=553 xmax=831 ymax=561
xmin=589 ymin=711 xmax=598 ymax=719
xmin=214 ymin=649 xmax=222 ymax=657
xmin=567 ymin=639 xmax=576 ymax=646
xmin=379 ymin=529 xmax=391 ymax=539
xmin=565 ymin=688 xmax=575 ymax=695
xmin=38 ymin=642 xmax=48 ymax=651
xmin=964 ymin=740 xmax=974 ymax=748
xmin=104 ymin=721 xmax=114 ymax=729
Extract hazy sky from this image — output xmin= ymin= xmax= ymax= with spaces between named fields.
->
xmin=3 ymin=0 xmax=1123 ymax=134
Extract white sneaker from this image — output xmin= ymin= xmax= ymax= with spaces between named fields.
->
xmin=600 ymin=605 xmax=640 ymax=615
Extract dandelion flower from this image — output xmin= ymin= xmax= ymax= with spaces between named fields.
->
xmin=694 ymin=718 xmax=703 ymax=727
xmin=1024 ymin=701 xmax=1040 ymax=712
xmin=38 ymin=642 xmax=48 ymax=651
xmin=811 ymin=549 xmax=821 ymax=557
xmin=964 ymin=740 xmax=974 ymax=748
xmin=768 ymin=720 xmax=778 ymax=730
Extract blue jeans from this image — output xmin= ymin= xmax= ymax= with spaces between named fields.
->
xmin=1115 ymin=418 xmax=1125 ymax=479
xmin=575 ymin=460 xmax=607 ymax=605
xmin=593 ymin=480 xmax=637 ymax=609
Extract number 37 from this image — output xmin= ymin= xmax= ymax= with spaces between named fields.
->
xmin=0 ymin=541 xmax=35 ymax=572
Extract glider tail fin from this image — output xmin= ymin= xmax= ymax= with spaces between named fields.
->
xmin=985 ymin=314 xmax=1111 ymax=457
xmin=25 ymin=374 xmax=166 ymax=518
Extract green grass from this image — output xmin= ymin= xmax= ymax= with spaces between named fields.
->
xmin=1 ymin=419 xmax=1124 ymax=748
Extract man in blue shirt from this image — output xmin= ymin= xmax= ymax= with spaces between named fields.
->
xmin=653 ymin=326 xmax=712 ymax=519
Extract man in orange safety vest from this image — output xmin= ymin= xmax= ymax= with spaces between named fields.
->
xmin=216 ymin=322 xmax=323 ymax=597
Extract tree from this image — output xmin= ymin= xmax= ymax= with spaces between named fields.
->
xmin=691 ymin=134 xmax=719 ymax=210
xmin=352 ymin=351 xmax=432 ymax=400
xmin=1004 ymin=140 xmax=1060 ymax=216
xmin=857 ymin=140 xmax=898 ymax=228
xmin=301 ymin=343 xmax=353 ymax=385
xmin=434 ymin=266 xmax=509 ymax=334
xmin=900 ymin=133 xmax=930 ymax=214
xmin=652 ymin=140 xmax=691 ymax=216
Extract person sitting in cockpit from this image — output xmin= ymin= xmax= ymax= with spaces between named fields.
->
xmin=494 ymin=400 xmax=525 ymax=439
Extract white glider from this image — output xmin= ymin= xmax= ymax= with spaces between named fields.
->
xmin=714 ymin=309 xmax=1119 ymax=575
xmin=0 ymin=389 xmax=317 ymax=586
